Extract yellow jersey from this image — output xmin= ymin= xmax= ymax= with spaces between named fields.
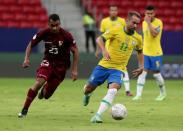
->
xmin=142 ymin=18 xmax=163 ymax=56
xmin=98 ymin=27 xmax=143 ymax=71
xmin=100 ymin=17 xmax=125 ymax=33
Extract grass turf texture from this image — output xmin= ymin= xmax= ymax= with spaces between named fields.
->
xmin=0 ymin=78 xmax=183 ymax=131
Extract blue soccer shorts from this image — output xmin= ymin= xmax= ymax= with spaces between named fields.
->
xmin=88 ymin=65 xmax=124 ymax=87
xmin=144 ymin=55 xmax=162 ymax=71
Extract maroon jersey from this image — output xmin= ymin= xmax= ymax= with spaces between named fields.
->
xmin=31 ymin=27 xmax=77 ymax=69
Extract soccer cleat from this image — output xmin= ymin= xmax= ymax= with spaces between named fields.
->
xmin=132 ymin=95 xmax=142 ymax=100
xmin=83 ymin=94 xmax=91 ymax=106
xmin=90 ymin=114 xmax=103 ymax=123
xmin=155 ymin=94 xmax=166 ymax=101
xmin=18 ymin=108 xmax=28 ymax=118
xmin=126 ymin=91 xmax=133 ymax=96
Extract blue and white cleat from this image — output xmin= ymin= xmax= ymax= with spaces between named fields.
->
xmin=132 ymin=95 xmax=142 ymax=101
xmin=90 ymin=113 xmax=103 ymax=123
xmin=155 ymin=94 xmax=166 ymax=101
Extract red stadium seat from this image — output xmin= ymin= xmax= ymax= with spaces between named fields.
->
xmin=18 ymin=0 xmax=41 ymax=6
xmin=7 ymin=21 xmax=20 ymax=28
xmin=121 ymin=1 xmax=132 ymax=7
xmin=20 ymin=21 xmax=34 ymax=28
xmin=109 ymin=0 xmax=121 ymax=6
xmin=35 ymin=6 xmax=47 ymax=15
xmin=161 ymin=17 xmax=170 ymax=24
xmin=169 ymin=17 xmax=180 ymax=24
xmin=39 ymin=14 xmax=48 ymax=22
xmin=146 ymin=1 xmax=159 ymax=7
xmin=0 ymin=5 xmax=9 ymax=12
xmin=1 ymin=13 xmax=14 ymax=21
xmin=22 ymin=6 xmax=37 ymax=13
xmin=2 ymin=0 xmax=16 ymax=5
xmin=133 ymin=1 xmax=147 ymax=8
xmin=33 ymin=21 xmax=47 ymax=28
xmin=176 ymin=9 xmax=183 ymax=17
xmin=30 ymin=0 xmax=42 ymax=6
xmin=28 ymin=14 xmax=39 ymax=21
xmin=155 ymin=9 xmax=165 ymax=17
xmin=9 ymin=5 xmax=22 ymax=13
xmin=171 ymin=1 xmax=183 ymax=8
xmin=164 ymin=25 xmax=174 ymax=31
xmin=15 ymin=13 xmax=27 ymax=21
xmin=0 ymin=0 xmax=48 ymax=28
xmin=0 ymin=21 xmax=8 ymax=27
xmin=175 ymin=24 xmax=183 ymax=31
xmin=158 ymin=1 xmax=171 ymax=8
xmin=163 ymin=9 xmax=174 ymax=16
xmin=96 ymin=1 xmax=108 ymax=7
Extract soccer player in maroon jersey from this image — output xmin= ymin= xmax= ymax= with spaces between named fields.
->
xmin=18 ymin=14 xmax=79 ymax=118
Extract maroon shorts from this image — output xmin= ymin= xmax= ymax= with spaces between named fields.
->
xmin=36 ymin=60 xmax=66 ymax=96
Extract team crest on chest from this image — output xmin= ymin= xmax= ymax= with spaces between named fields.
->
xmin=132 ymin=41 xmax=136 ymax=45
xmin=59 ymin=41 xmax=63 ymax=46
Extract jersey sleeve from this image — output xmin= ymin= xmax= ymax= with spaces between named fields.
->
xmin=100 ymin=19 xmax=105 ymax=33
xmin=101 ymin=28 xmax=117 ymax=41
xmin=65 ymin=31 xmax=77 ymax=49
xmin=119 ymin=17 xmax=126 ymax=27
xmin=31 ymin=30 xmax=46 ymax=47
xmin=135 ymin=34 xmax=143 ymax=51
xmin=155 ymin=20 xmax=163 ymax=33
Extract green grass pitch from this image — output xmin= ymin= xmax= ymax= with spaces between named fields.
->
xmin=0 ymin=78 xmax=183 ymax=131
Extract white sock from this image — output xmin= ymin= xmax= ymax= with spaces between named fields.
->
xmin=136 ymin=71 xmax=147 ymax=96
xmin=153 ymin=73 xmax=166 ymax=95
xmin=97 ymin=88 xmax=117 ymax=116
xmin=123 ymin=71 xmax=130 ymax=92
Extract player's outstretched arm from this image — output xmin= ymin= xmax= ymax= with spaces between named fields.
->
xmin=95 ymin=45 xmax=101 ymax=58
xmin=96 ymin=36 xmax=110 ymax=60
xmin=137 ymin=50 xmax=143 ymax=69
xmin=22 ymin=42 xmax=32 ymax=68
xmin=70 ymin=46 xmax=79 ymax=81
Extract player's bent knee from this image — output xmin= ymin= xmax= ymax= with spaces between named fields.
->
xmin=108 ymin=83 xmax=121 ymax=90
xmin=35 ymin=79 xmax=46 ymax=89
xmin=84 ymin=84 xmax=96 ymax=94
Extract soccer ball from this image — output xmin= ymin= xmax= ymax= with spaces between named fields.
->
xmin=111 ymin=103 xmax=127 ymax=120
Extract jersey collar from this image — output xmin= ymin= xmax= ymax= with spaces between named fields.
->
xmin=124 ymin=27 xmax=134 ymax=36
xmin=110 ymin=17 xmax=117 ymax=21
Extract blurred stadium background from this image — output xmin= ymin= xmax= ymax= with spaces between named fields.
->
xmin=0 ymin=0 xmax=183 ymax=79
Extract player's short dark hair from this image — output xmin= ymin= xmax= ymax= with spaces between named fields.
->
xmin=49 ymin=14 xmax=60 ymax=21
xmin=146 ymin=5 xmax=155 ymax=10
xmin=127 ymin=11 xmax=141 ymax=19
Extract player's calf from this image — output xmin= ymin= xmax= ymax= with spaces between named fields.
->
xmin=38 ymin=88 xmax=54 ymax=99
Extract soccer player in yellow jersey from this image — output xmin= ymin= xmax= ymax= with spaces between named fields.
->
xmin=96 ymin=5 xmax=133 ymax=96
xmin=100 ymin=5 xmax=125 ymax=33
xmin=133 ymin=5 xmax=167 ymax=101
xmin=83 ymin=11 xmax=143 ymax=123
